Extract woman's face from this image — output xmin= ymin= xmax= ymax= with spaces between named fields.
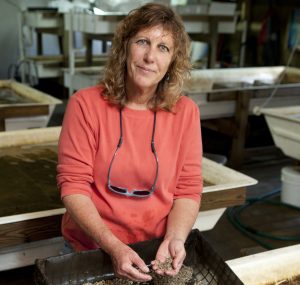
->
xmin=126 ymin=25 xmax=174 ymax=92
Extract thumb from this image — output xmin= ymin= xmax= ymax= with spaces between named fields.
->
xmin=132 ymin=256 xmax=150 ymax=273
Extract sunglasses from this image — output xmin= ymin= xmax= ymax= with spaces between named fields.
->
xmin=107 ymin=109 xmax=159 ymax=198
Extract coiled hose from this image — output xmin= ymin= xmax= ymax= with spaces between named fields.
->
xmin=227 ymin=189 xmax=300 ymax=250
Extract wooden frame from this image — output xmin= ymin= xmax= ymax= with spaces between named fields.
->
xmin=0 ymin=80 xmax=62 ymax=131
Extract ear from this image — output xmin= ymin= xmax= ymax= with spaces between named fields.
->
xmin=165 ymin=72 xmax=170 ymax=81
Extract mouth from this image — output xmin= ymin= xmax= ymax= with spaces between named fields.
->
xmin=137 ymin=65 xmax=155 ymax=73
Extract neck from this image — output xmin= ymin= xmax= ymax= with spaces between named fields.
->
xmin=125 ymin=102 xmax=148 ymax=110
xmin=125 ymin=82 xmax=156 ymax=110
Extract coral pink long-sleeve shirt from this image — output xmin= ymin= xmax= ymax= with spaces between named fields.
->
xmin=57 ymin=85 xmax=202 ymax=251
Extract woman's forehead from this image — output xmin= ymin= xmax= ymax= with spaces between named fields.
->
xmin=133 ymin=25 xmax=174 ymax=43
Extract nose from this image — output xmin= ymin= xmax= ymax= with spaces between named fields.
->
xmin=144 ymin=46 xmax=155 ymax=63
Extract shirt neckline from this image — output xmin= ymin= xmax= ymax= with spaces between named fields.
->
xmin=122 ymin=106 xmax=154 ymax=118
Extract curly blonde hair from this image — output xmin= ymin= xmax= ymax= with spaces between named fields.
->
xmin=101 ymin=3 xmax=191 ymax=111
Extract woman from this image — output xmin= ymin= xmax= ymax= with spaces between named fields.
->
xmin=57 ymin=3 xmax=202 ymax=282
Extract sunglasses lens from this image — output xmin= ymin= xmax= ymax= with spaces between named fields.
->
xmin=110 ymin=185 xmax=127 ymax=194
xmin=133 ymin=190 xmax=150 ymax=196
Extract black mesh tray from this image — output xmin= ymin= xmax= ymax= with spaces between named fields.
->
xmin=35 ymin=229 xmax=243 ymax=285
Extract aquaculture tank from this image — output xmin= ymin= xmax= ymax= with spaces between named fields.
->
xmin=261 ymin=106 xmax=300 ymax=208
xmin=0 ymin=80 xmax=62 ymax=131
xmin=0 ymin=127 xmax=256 ymax=270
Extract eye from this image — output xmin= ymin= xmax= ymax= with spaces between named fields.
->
xmin=136 ymin=39 xmax=148 ymax=45
xmin=159 ymin=44 xmax=169 ymax=53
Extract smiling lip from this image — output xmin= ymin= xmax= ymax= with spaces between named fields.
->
xmin=137 ymin=65 xmax=155 ymax=73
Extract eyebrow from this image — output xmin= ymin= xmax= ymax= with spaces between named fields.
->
xmin=134 ymin=36 xmax=173 ymax=47
xmin=132 ymin=33 xmax=174 ymax=54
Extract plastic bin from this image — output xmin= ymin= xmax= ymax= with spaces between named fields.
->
xmin=281 ymin=166 xmax=300 ymax=208
xmin=35 ymin=229 xmax=243 ymax=285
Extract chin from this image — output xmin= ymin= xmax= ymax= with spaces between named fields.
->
xmin=134 ymin=81 xmax=157 ymax=90
xmin=135 ymin=77 xmax=161 ymax=88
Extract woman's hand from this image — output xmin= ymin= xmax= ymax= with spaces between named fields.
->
xmin=62 ymin=195 xmax=151 ymax=281
xmin=151 ymin=198 xmax=199 ymax=276
xmin=151 ymin=238 xmax=186 ymax=276
xmin=108 ymin=241 xmax=152 ymax=282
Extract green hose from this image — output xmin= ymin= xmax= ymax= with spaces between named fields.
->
xmin=227 ymin=189 xmax=300 ymax=250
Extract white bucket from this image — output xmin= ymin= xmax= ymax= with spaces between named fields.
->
xmin=281 ymin=166 xmax=300 ymax=208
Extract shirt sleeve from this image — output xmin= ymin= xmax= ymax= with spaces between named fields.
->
xmin=174 ymin=101 xmax=203 ymax=203
xmin=57 ymin=91 xmax=97 ymax=199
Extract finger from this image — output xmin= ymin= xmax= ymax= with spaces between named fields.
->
xmin=169 ymin=243 xmax=184 ymax=258
xmin=126 ymin=266 xmax=152 ymax=282
xmin=152 ymin=268 xmax=165 ymax=275
xmin=114 ymin=268 xmax=136 ymax=281
xmin=169 ymin=245 xmax=177 ymax=258
xmin=116 ymin=264 xmax=152 ymax=282
xmin=132 ymin=257 xmax=150 ymax=273
xmin=172 ymin=253 xmax=185 ymax=271
xmin=151 ymin=263 xmax=161 ymax=272
xmin=151 ymin=260 xmax=167 ymax=275
xmin=151 ymin=259 xmax=162 ymax=268
xmin=164 ymin=268 xmax=180 ymax=276
xmin=170 ymin=244 xmax=185 ymax=267
xmin=155 ymin=255 xmax=167 ymax=263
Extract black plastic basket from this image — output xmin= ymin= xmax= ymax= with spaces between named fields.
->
xmin=35 ymin=229 xmax=243 ymax=285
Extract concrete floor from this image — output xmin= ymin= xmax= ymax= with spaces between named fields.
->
xmin=203 ymin=147 xmax=300 ymax=261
